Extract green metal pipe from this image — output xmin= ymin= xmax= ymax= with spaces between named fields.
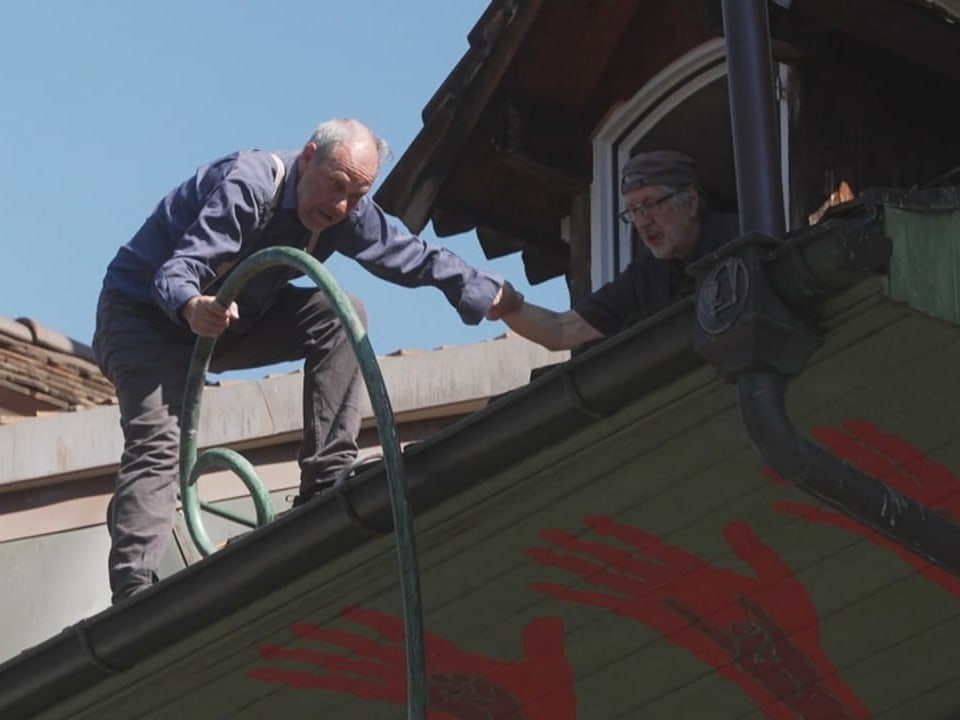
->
xmin=178 ymin=246 xmax=426 ymax=720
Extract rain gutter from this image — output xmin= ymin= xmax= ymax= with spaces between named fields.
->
xmin=0 ymin=298 xmax=698 ymax=720
xmin=0 ymin=200 xmax=899 ymax=717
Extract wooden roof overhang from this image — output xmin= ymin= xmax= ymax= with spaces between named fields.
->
xmin=375 ymin=0 xmax=721 ymax=285
xmin=375 ymin=0 xmax=960 ymax=286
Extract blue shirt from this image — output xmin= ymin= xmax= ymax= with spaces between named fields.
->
xmin=101 ymin=149 xmax=503 ymax=330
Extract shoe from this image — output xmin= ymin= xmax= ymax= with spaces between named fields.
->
xmin=290 ymin=481 xmax=333 ymax=508
xmin=289 ymin=453 xmax=384 ymax=508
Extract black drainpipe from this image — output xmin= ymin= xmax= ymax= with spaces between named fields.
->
xmin=722 ymin=0 xmax=785 ymax=238
xmin=692 ymin=0 xmax=960 ymax=575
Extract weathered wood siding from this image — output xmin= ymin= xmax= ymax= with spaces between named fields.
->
xmin=38 ymin=278 xmax=960 ymax=719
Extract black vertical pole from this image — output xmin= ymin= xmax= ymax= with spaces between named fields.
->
xmin=721 ymin=0 xmax=785 ymax=238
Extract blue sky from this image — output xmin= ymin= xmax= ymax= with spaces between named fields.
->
xmin=0 ymin=1 xmax=568 ymax=371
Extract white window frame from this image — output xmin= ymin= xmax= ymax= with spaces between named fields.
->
xmin=589 ymin=38 xmax=791 ymax=288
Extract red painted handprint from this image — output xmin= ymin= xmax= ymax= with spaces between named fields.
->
xmin=526 ymin=516 xmax=870 ymax=720
xmin=249 ymin=606 xmax=576 ymax=720
xmin=768 ymin=418 xmax=960 ymax=598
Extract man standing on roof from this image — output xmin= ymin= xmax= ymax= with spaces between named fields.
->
xmin=93 ymin=118 xmax=521 ymax=604
xmin=490 ymin=150 xmax=738 ymax=350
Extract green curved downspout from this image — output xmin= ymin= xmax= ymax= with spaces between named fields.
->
xmin=178 ymin=247 xmax=427 ymax=720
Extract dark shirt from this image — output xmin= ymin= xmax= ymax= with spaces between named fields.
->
xmin=573 ymin=212 xmax=739 ymax=335
xmin=101 ymin=149 xmax=502 ymax=330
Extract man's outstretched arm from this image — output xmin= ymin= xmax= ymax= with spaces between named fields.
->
xmin=488 ymin=282 xmax=604 ymax=351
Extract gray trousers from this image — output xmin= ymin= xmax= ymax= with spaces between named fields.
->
xmin=92 ymin=285 xmax=366 ymax=604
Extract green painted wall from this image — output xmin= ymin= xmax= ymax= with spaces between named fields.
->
xmin=37 ymin=281 xmax=960 ymax=719
xmin=886 ymin=205 xmax=960 ymax=325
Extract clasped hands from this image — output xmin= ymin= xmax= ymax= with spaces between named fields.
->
xmin=486 ymin=281 xmax=525 ymax=321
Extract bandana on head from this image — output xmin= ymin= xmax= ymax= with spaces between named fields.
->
xmin=621 ymin=150 xmax=697 ymax=194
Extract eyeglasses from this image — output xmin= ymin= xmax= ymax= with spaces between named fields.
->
xmin=618 ymin=189 xmax=685 ymax=224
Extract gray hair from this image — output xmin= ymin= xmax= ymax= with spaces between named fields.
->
xmin=306 ymin=118 xmax=392 ymax=164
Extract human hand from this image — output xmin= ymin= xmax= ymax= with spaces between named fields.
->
xmin=768 ymin=419 xmax=960 ymax=599
xmin=486 ymin=281 xmax=525 ymax=321
xmin=526 ymin=516 xmax=870 ymax=719
xmin=181 ymin=295 xmax=239 ymax=337
xmin=249 ymin=606 xmax=576 ymax=719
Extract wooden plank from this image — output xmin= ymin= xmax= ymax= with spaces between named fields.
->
xmin=576 ymin=635 xmax=757 ymax=720
xmin=874 ymin=675 xmax=960 ymax=719
xmin=567 ymin=191 xmax=591 ymax=304
xmin=120 ymin=306 xmax=960 ymax=716
xmin=795 ymin=0 xmax=960 ymax=83
xmin=842 ymin=612 xmax=960 ymax=717
xmin=38 ymin=296 xmax=960 ymax=720
xmin=374 ymin=0 xmax=548 ymax=232
xmin=43 ymin=388 xmax=744 ymax=716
